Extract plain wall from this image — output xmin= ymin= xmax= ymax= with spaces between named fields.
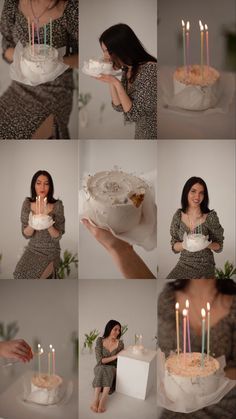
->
xmin=79 ymin=279 xmax=157 ymax=351
xmin=157 ymin=140 xmax=236 ymax=278
xmin=0 ymin=141 xmax=78 ymax=279
xmin=79 ymin=140 xmax=158 ymax=279
xmin=0 ymin=280 xmax=78 ymax=377
xmin=158 ymin=0 xmax=236 ymax=70
xmin=79 ymin=0 xmax=157 ymax=139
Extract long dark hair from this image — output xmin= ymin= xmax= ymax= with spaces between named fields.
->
xmin=29 ymin=170 xmax=57 ymax=203
xmin=181 ymin=177 xmax=210 ymax=214
xmin=167 ymin=279 xmax=236 ymax=295
xmin=99 ymin=23 xmax=157 ymax=82
xmin=103 ymin=320 xmax=122 ymax=339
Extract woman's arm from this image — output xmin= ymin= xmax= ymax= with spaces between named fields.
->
xmin=23 ymin=225 xmax=34 ymax=238
xmin=3 ymin=47 xmax=15 ymax=63
xmin=95 ymin=75 xmax=132 ymax=112
xmin=173 ymin=242 xmax=184 ymax=252
xmin=101 ymin=355 xmax=117 ymax=364
xmin=81 ymin=219 xmax=155 ymax=279
xmin=224 ymin=367 xmax=236 ymax=380
xmin=0 ymin=339 xmax=33 ymax=362
xmin=48 ymin=201 xmax=65 ymax=240
xmin=63 ymin=54 xmax=78 ymax=69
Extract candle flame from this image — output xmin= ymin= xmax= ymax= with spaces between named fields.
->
xmin=38 ymin=344 xmax=41 ymax=349
xmin=52 ymin=348 xmax=55 ymax=353
xmin=201 ymin=308 xmax=206 ymax=318
xmin=183 ymin=308 xmax=188 ymax=317
xmin=185 ymin=299 xmax=189 ymax=309
xmin=186 ymin=21 xmax=190 ymax=31
xmin=199 ymin=20 xmax=204 ymax=31
xmin=182 ymin=19 xmax=185 ymax=27
xmin=40 ymin=348 xmax=44 ymax=354
xmin=207 ymin=302 xmax=210 ymax=311
xmin=49 ymin=344 xmax=53 ymax=349
xmin=205 ymin=24 xmax=208 ymax=30
xmin=175 ymin=302 xmax=179 ymax=310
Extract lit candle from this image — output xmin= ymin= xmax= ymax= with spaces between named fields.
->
xmin=183 ymin=309 xmax=187 ymax=355
xmin=38 ymin=195 xmax=41 ymax=215
xmin=36 ymin=20 xmax=40 ymax=45
xmin=207 ymin=302 xmax=210 ymax=357
xmin=38 ymin=344 xmax=43 ymax=376
xmin=52 ymin=348 xmax=55 ymax=375
xmin=199 ymin=20 xmax=204 ymax=79
xmin=139 ymin=334 xmax=143 ymax=346
xmin=44 ymin=197 xmax=47 ymax=215
xmin=50 ymin=18 xmax=52 ymax=47
xmin=48 ymin=344 xmax=53 ymax=376
xmin=201 ymin=308 xmax=206 ymax=367
xmin=181 ymin=20 xmax=186 ymax=68
xmin=205 ymin=24 xmax=210 ymax=68
xmin=28 ymin=17 xmax=31 ymax=47
xmin=185 ymin=299 xmax=191 ymax=353
xmin=175 ymin=302 xmax=180 ymax=356
xmin=186 ymin=21 xmax=190 ymax=75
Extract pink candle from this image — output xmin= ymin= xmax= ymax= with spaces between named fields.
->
xmin=207 ymin=302 xmax=210 ymax=357
xmin=181 ymin=20 xmax=186 ymax=68
xmin=28 ymin=17 xmax=31 ymax=46
xmin=205 ymin=24 xmax=210 ymax=68
xmin=175 ymin=302 xmax=180 ymax=356
xmin=199 ymin=20 xmax=204 ymax=79
xmin=186 ymin=21 xmax=190 ymax=75
xmin=185 ymin=300 xmax=191 ymax=353
xmin=183 ymin=309 xmax=187 ymax=355
xmin=201 ymin=308 xmax=206 ymax=367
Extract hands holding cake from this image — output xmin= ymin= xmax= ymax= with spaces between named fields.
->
xmin=0 ymin=339 xmax=33 ymax=363
xmin=28 ymin=196 xmax=54 ymax=231
xmin=182 ymin=231 xmax=211 ymax=252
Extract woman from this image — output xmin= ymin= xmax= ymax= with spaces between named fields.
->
xmin=14 ymin=170 xmax=65 ymax=279
xmin=158 ymin=278 xmax=236 ymax=418
xmin=81 ymin=219 xmax=155 ymax=279
xmin=91 ymin=320 xmax=124 ymax=413
xmin=95 ymin=23 xmax=157 ymax=139
xmin=0 ymin=339 xmax=33 ymax=362
xmin=167 ymin=177 xmax=224 ymax=279
xmin=0 ymin=0 xmax=78 ymax=139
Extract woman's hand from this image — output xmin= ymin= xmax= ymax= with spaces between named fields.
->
xmin=81 ymin=218 xmax=130 ymax=253
xmin=0 ymin=339 xmax=33 ymax=362
xmin=4 ymin=47 xmax=15 ymax=63
xmin=94 ymin=74 xmax=120 ymax=87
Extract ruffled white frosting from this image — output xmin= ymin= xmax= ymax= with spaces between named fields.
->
xmin=31 ymin=374 xmax=63 ymax=405
xmin=84 ymin=170 xmax=148 ymax=233
xmin=20 ymin=44 xmax=58 ymax=77
xmin=31 ymin=214 xmax=52 ymax=230
xmin=186 ymin=233 xmax=209 ymax=251
xmin=173 ymin=65 xmax=220 ymax=110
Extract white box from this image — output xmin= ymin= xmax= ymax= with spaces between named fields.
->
xmin=116 ymin=348 xmax=157 ymax=400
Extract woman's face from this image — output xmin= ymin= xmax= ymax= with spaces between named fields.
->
xmin=35 ymin=175 xmax=50 ymax=198
xmin=109 ymin=324 xmax=121 ymax=339
xmin=101 ymin=42 xmax=111 ymax=61
xmin=187 ymin=183 xmax=204 ymax=208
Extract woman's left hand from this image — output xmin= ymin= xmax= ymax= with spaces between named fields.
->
xmin=94 ymin=74 xmax=120 ymax=86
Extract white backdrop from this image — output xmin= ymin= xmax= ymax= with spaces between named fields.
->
xmin=79 ymin=0 xmax=157 ymax=139
xmin=157 ymin=140 xmax=236 ymax=278
xmin=79 ymin=140 xmax=158 ymax=279
xmin=0 ymin=141 xmax=78 ymax=279
xmin=158 ymin=0 xmax=236 ymax=70
xmin=0 ymin=1 xmax=78 ymax=139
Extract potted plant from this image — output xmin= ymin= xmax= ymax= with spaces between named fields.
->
xmin=215 ymin=261 xmax=236 ymax=280
xmin=58 ymin=250 xmax=78 ymax=279
xmin=120 ymin=324 xmax=128 ymax=337
xmin=0 ymin=321 xmax=19 ymax=342
xmin=82 ymin=329 xmax=100 ymax=354
xmin=79 ymin=92 xmax=92 ymax=128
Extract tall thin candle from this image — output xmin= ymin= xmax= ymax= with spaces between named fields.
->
xmin=52 ymin=348 xmax=55 ymax=375
xmin=181 ymin=20 xmax=186 ymax=68
xmin=205 ymin=24 xmax=210 ymax=68
xmin=50 ymin=18 xmax=52 ymax=47
xmin=32 ymin=21 xmax=35 ymax=54
xmin=28 ymin=17 xmax=31 ymax=46
xmin=201 ymin=308 xmax=206 ymax=367
xmin=44 ymin=24 xmax=47 ymax=48
xmin=175 ymin=302 xmax=180 ymax=356
xmin=185 ymin=299 xmax=191 ymax=353
xmin=186 ymin=21 xmax=190 ymax=75
xmin=183 ymin=309 xmax=187 ymax=355
xmin=48 ymin=344 xmax=53 ymax=376
xmin=199 ymin=20 xmax=204 ymax=79
xmin=207 ymin=302 xmax=210 ymax=357
xmin=44 ymin=197 xmax=47 ymax=215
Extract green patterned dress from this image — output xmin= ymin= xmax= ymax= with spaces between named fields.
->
xmin=167 ymin=209 xmax=224 ymax=279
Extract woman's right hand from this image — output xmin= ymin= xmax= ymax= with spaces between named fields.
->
xmin=0 ymin=339 xmax=33 ymax=362
xmin=4 ymin=47 xmax=15 ymax=63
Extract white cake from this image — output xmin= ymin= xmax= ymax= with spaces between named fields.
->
xmin=132 ymin=345 xmax=145 ymax=355
xmin=186 ymin=233 xmax=209 ymax=252
xmin=31 ymin=214 xmax=52 ymax=230
xmin=84 ymin=170 xmax=148 ymax=233
xmin=86 ymin=58 xmax=113 ymax=75
xmin=20 ymin=44 xmax=58 ymax=79
xmin=173 ymin=65 xmax=220 ymax=110
xmin=164 ymin=352 xmax=220 ymax=400
xmin=31 ymin=373 xmax=63 ymax=405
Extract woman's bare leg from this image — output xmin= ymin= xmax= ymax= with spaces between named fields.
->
xmin=31 ymin=114 xmax=54 ymax=139
xmin=90 ymin=387 xmax=101 ymax=412
xmin=40 ymin=262 xmax=54 ymax=279
xmin=98 ymin=387 xmax=110 ymax=413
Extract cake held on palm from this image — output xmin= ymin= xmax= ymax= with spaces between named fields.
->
xmin=83 ymin=170 xmax=148 ymax=233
